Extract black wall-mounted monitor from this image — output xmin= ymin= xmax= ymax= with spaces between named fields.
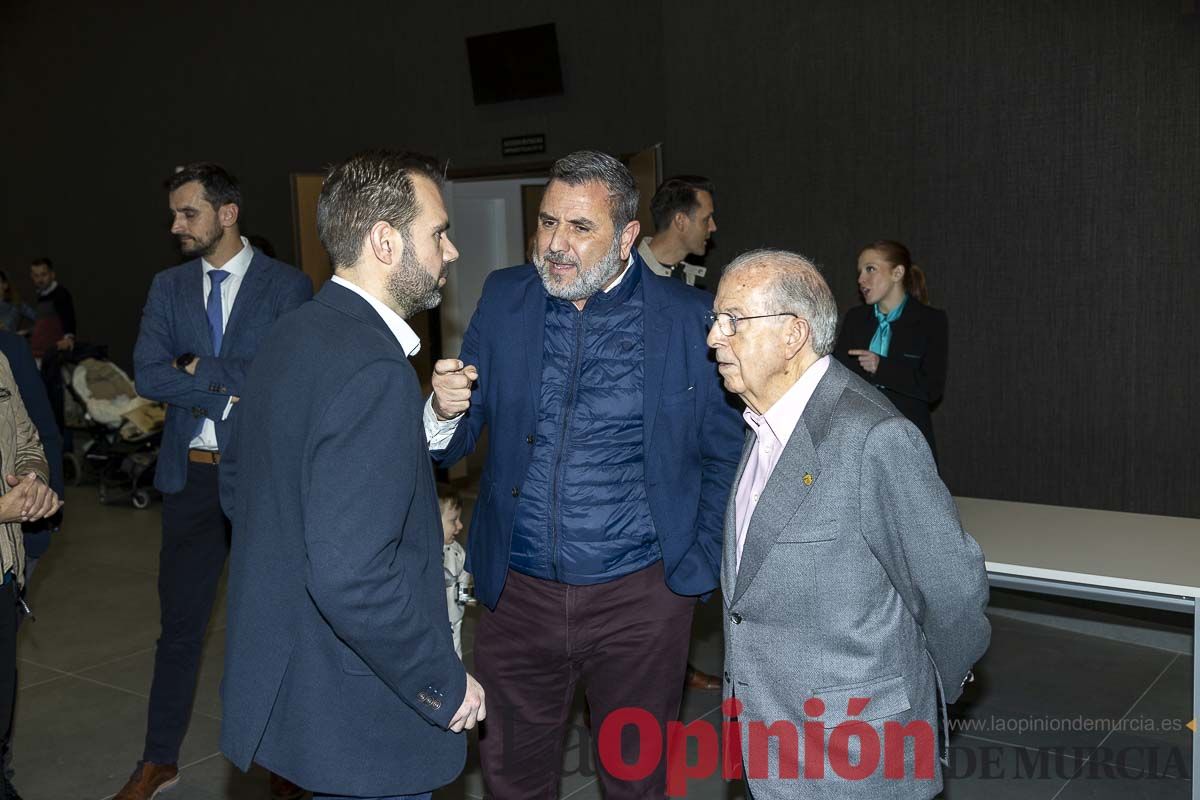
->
xmin=466 ymin=23 xmax=565 ymax=105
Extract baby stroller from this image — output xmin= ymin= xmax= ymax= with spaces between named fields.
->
xmin=62 ymin=351 xmax=164 ymax=509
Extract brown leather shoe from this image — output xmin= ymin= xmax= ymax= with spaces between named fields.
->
xmin=114 ymin=761 xmax=179 ymax=800
xmin=685 ymin=664 xmax=721 ymax=691
xmin=268 ymin=771 xmax=307 ymax=800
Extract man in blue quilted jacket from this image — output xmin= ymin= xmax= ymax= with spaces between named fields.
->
xmin=427 ymin=150 xmax=744 ymax=798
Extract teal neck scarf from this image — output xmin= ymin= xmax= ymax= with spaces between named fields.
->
xmin=869 ymin=295 xmax=908 ymax=357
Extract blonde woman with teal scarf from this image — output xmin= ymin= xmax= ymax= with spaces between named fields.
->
xmin=834 ymin=240 xmax=948 ymax=463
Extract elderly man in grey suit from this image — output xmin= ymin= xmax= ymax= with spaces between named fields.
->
xmin=706 ymin=249 xmax=990 ymax=799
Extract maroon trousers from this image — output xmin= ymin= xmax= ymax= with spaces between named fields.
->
xmin=475 ymin=562 xmax=695 ymax=799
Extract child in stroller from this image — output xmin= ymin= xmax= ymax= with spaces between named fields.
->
xmin=61 ymin=348 xmax=164 ymax=509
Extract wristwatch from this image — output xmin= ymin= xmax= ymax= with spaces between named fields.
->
xmin=175 ymin=353 xmax=196 ymax=369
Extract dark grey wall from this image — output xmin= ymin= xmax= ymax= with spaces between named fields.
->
xmin=662 ymin=0 xmax=1200 ymax=517
xmin=2 ymin=1 xmax=1197 ymax=516
xmin=0 ymin=0 xmax=664 ymax=370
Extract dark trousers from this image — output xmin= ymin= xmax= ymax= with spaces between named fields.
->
xmin=475 ymin=562 xmax=695 ymax=799
xmin=143 ymin=461 xmax=229 ymax=764
xmin=0 ymin=581 xmax=16 ymax=770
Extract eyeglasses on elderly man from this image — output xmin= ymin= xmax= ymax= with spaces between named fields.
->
xmin=704 ymin=311 xmax=798 ymax=337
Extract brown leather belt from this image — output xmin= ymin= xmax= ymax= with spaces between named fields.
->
xmin=188 ymin=449 xmax=221 ymax=465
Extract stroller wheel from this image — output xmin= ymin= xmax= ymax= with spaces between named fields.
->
xmin=131 ymin=489 xmax=152 ymax=510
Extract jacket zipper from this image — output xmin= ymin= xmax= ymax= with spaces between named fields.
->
xmin=550 ymin=307 xmax=586 ymax=580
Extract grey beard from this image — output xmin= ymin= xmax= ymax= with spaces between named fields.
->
xmin=533 ymin=235 xmax=624 ymax=301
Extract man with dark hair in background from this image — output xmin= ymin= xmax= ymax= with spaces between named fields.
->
xmin=637 ymin=175 xmax=718 ymax=289
xmin=28 ymin=257 xmax=77 ymax=465
xmin=118 ymin=162 xmax=312 ymax=800
xmin=28 ymin=257 xmax=76 ymax=360
xmin=220 ymin=150 xmax=483 ymax=800
xmin=428 ymin=151 xmax=743 ymax=797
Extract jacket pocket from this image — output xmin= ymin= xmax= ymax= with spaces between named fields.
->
xmin=776 ymin=519 xmax=839 ymax=543
xmin=337 ymin=637 xmax=375 ymax=676
xmin=812 ymin=674 xmax=912 ymax=727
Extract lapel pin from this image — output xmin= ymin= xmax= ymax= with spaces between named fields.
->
xmin=803 ymin=472 xmax=814 ymax=486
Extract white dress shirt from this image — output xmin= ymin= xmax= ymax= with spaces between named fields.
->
xmin=329 ymin=276 xmax=422 ymax=356
xmin=190 ymin=237 xmax=253 ymax=451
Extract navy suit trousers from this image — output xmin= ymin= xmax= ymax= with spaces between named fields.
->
xmin=144 ymin=460 xmax=229 ymax=764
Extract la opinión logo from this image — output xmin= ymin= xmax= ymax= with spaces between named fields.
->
xmin=597 ymin=697 xmax=936 ymax=796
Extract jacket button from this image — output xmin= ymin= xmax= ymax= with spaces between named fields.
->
xmin=511 ymin=486 xmax=520 ymax=497
xmin=723 ymin=671 xmax=731 ymax=682
xmin=526 ymin=434 xmax=535 ymax=444
xmin=192 ymin=407 xmax=204 ymax=418
xmin=730 ymin=612 xmax=743 ymax=624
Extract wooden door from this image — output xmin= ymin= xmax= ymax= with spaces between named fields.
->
xmin=623 ymin=143 xmax=662 ymax=238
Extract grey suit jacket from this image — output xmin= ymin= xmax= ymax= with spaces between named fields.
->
xmin=722 ymin=359 xmax=990 ymax=799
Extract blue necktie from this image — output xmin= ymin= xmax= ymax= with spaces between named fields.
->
xmin=194 ymin=270 xmax=229 ymax=440
xmin=206 ymin=270 xmax=229 ymax=356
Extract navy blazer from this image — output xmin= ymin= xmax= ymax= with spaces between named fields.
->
xmin=132 ymin=250 xmax=312 ymax=494
xmin=433 ymin=255 xmax=745 ymax=609
xmin=220 ymin=282 xmax=466 ymax=796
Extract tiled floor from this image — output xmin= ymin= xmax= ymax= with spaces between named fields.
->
xmin=9 ymin=489 xmax=1194 ymax=799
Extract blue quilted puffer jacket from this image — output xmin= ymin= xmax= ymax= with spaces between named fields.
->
xmin=508 ymin=265 xmax=661 ymax=584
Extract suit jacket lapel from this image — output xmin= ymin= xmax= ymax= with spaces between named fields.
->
xmin=642 ymin=266 xmax=670 ymax=447
xmin=730 ymin=361 xmax=849 ymax=604
xmin=722 ymin=428 xmax=754 ymax=603
xmin=221 ymin=252 xmax=270 ymax=354
xmin=732 ymin=422 xmax=820 ymax=604
xmin=523 ymin=278 xmax=546 ymax=417
xmin=183 ymin=260 xmax=214 ymax=355
xmin=314 ymin=282 xmax=405 ymax=351
xmin=885 ymin=299 xmax=922 ymax=356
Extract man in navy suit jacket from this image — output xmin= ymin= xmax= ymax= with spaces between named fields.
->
xmin=220 ymin=151 xmax=484 ymax=800
xmin=120 ymin=163 xmax=311 ymax=800
xmin=428 ymin=151 xmax=743 ymax=798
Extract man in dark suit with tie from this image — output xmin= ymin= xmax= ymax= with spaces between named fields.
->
xmin=120 ymin=163 xmax=312 ymax=800
xmin=219 ymin=151 xmax=484 ymax=800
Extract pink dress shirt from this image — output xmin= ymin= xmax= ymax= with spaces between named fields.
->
xmin=734 ymin=355 xmax=831 ymax=571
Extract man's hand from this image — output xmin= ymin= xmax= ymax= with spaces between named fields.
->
xmin=448 ymin=672 xmax=486 ymax=733
xmin=431 ymin=359 xmax=478 ymax=421
xmin=172 ymin=356 xmax=200 ymax=376
xmin=847 ymin=349 xmax=880 ymax=375
xmin=0 ymin=473 xmax=62 ymax=523
xmin=55 ymin=336 xmax=74 ymax=352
